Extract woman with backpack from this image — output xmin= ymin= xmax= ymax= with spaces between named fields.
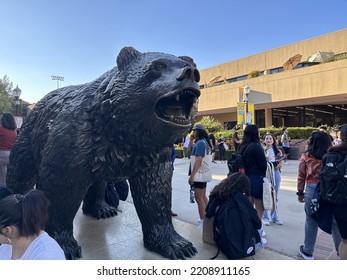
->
xmin=296 ymin=131 xmax=341 ymax=260
xmin=239 ymin=125 xmax=267 ymax=220
xmin=318 ymin=125 xmax=347 ymax=259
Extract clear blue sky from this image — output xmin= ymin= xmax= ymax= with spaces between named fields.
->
xmin=1 ymin=0 xmax=347 ymax=103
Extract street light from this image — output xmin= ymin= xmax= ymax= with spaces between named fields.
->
xmin=243 ymin=84 xmax=251 ymax=124
xmin=12 ymin=85 xmax=22 ymax=116
xmin=51 ymin=75 xmax=64 ymax=89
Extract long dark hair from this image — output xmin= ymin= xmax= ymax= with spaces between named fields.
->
xmin=306 ymin=131 xmax=332 ymax=159
xmin=0 ymin=189 xmax=50 ymax=236
xmin=195 ymin=129 xmax=212 ymax=149
xmin=210 ymin=172 xmax=251 ymax=200
xmin=264 ymin=132 xmax=281 ymax=154
xmin=1 ymin=112 xmax=17 ymax=130
xmin=239 ymin=124 xmax=260 ymax=153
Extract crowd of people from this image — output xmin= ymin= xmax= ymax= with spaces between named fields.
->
xmin=185 ymin=122 xmax=347 ymax=260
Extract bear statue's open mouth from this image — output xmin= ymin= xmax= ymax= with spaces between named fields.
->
xmin=155 ymin=88 xmax=199 ymax=126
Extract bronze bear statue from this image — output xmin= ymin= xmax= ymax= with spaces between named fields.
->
xmin=7 ymin=47 xmax=200 ymax=260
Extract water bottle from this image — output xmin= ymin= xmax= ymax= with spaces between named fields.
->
xmin=190 ymin=186 xmax=195 ymax=203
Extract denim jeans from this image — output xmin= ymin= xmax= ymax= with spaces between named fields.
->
xmin=263 ymin=169 xmax=281 ymax=221
xmin=303 ymin=183 xmax=342 ymax=254
xmin=0 ymin=151 xmax=10 ymax=188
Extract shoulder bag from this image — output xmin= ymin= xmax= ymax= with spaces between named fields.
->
xmin=190 ymin=141 xmax=212 ymax=182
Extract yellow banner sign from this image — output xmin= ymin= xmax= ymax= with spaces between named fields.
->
xmin=237 ymin=102 xmax=254 ymax=125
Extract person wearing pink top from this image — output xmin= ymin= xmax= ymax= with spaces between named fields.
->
xmin=0 ymin=113 xmax=17 ymax=188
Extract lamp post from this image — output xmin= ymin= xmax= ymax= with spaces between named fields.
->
xmin=243 ymin=84 xmax=251 ymax=125
xmin=12 ymin=85 xmax=22 ymax=116
xmin=51 ymin=75 xmax=64 ymax=89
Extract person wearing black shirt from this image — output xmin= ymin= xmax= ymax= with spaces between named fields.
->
xmin=238 ymin=125 xmax=267 ymax=221
xmin=209 ymin=130 xmax=216 ymax=163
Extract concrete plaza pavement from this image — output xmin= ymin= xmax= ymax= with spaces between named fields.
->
xmin=72 ymin=158 xmax=338 ymax=260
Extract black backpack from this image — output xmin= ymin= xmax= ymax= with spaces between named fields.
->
xmin=319 ymin=152 xmax=347 ymax=204
xmin=211 ymin=194 xmax=260 ymax=260
xmin=104 ymin=180 xmax=130 ymax=208
xmin=227 ymin=145 xmax=250 ymax=175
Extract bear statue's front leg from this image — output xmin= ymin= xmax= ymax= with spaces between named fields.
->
xmin=39 ymin=176 xmax=85 ymax=260
xmin=128 ymin=161 xmax=197 ymax=260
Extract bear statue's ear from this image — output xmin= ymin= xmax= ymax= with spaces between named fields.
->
xmin=178 ymin=56 xmax=196 ymax=68
xmin=116 ymin=47 xmax=141 ymax=71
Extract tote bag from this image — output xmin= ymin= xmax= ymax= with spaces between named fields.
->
xmin=263 ymin=177 xmax=273 ymax=210
xmin=190 ymin=143 xmax=212 ymax=182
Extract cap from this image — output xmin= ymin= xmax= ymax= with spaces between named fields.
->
xmin=192 ymin=124 xmax=206 ymax=131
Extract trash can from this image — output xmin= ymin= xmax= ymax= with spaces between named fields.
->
xmin=288 ymin=144 xmax=299 ymax=160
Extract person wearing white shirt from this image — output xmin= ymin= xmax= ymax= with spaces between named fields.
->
xmin=0 ymin=189 xmax=65 ymax=260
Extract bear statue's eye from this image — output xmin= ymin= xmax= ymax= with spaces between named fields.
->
xmin=151 ymin=60 xmax=167 ymax=71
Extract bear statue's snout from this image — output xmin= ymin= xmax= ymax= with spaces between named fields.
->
xmin=176 ymin=66 xmax=200 ymax=83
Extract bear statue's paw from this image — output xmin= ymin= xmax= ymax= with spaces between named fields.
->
xmin=82 ymin=200 xmax=118 ymax=219
xmin=144 ymin=230 xmax=198 ymax=260
xmin=54 ymin=231 xmax=82 ymax=260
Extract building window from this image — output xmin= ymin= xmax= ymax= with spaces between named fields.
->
xmin=270 ymin=67 xmax=284 ymax=74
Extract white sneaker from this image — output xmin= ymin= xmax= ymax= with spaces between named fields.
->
xmin=261 ymin=238 xmax=268 ymax=246
xmin=299 ymin=245 xmax=314 ymax=260
xmin=258 ymin=229 xmax=266 ymax=237
xmin=262 ymin=219 xmax=270 ymax=226
xmin=274 ymin=218 xmax=284 ymax=225
xmin=198 ymin=219 xmax=204 ymax=229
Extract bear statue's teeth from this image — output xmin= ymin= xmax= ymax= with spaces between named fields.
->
xmin=170 ymin=115 xmax=174 ymax=120
xmin=175 ymin=94 xmax=180 ymax=102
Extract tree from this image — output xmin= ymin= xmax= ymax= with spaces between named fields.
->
xmin=0 ymin=75 xmax=14 ymax=114
xmin=248 ymin=70 xmax=260 ymax=79
xmin=199 ymin=116 xmax=224 ymax=132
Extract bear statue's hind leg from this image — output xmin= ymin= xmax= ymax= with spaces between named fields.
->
xmin=128 ymin=161 xmax=197 ymax=259
xmin=82 ymin=180 xmax=118 ymax=219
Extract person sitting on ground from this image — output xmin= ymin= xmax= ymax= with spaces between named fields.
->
xmin=205 ymin=172 xmax=263 ymax=248
xmin=0 ymin=189 xmax=66 ymax=260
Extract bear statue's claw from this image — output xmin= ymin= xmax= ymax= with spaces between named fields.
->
xmin=144 ymin=230 xmax=198 ymax=260
xmin=82 ymin=200 xmax=118 ymax=219
xmin=54 ymin=231 xmax=82 ymax=260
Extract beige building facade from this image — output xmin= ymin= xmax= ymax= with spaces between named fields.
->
xmin=196 ymin=29 xmax=347 ymax=129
